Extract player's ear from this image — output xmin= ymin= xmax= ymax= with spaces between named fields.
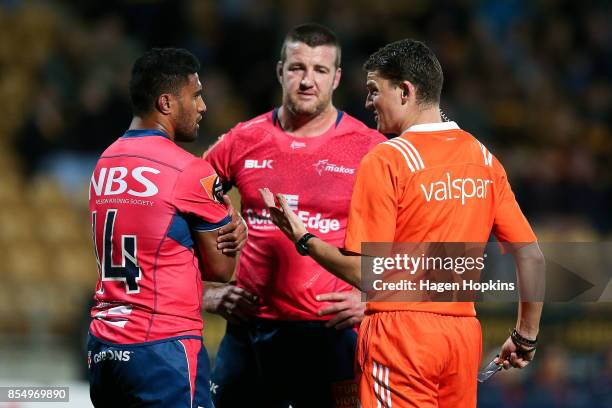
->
xmin=276 ymin=61 xmax=284 ymax=84
xmin=332 ymin=67 xmax=342 ymax=91
xmin=157 ymin=93 xmax=173 ymax=115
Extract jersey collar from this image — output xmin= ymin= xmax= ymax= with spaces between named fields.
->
xmin=122 ymin=129 xmax=171 ymax=139
xmin=403 ymin=121 xmax=460 ymax=133
xmin=272 ymin=107 xmax=345 ymax=130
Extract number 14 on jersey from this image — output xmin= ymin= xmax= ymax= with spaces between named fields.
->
xmin=91 ymin=209 xmax=142 ymax=294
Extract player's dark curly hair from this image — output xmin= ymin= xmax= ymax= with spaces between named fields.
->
xmin=280 ymin=23 xmax=341 ymax=67
xmin=363 ymin=39 xmax=443 ymax=106
xmin=129 ymin=48 xmax=200 ymax=116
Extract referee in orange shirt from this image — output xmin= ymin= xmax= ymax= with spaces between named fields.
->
xmin=260 ymin=39 xmax=545 ymax=408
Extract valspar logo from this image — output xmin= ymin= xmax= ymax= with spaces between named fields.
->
xmin=92 ymin=350 xmax=132 ymax=364
xmin=245 ymin=194 xmax=340 ymax=233
xmin=244 ymin=159 xmax=273 ymax=169
xmin=313 ymin=159 xmax=355 ymax=176
xmin=91 ymin=167 xmax=160 ymax=198
xmin=420 ymin=172 xmax=493 ymax=205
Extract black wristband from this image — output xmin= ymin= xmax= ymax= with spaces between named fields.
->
xmin=511 ymin=329 xmax=538 ymax=349
xmin=295 ymin=233 xmax=316 ymax=256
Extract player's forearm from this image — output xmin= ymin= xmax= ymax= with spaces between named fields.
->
xmin=202 ymin=254 xmax=236 ymax=283
xmin=202 ymin=283 xmax=221 ymax=312
xmin=307 ymin=238 xmax=361 ymax=288
xmin=513 ymin=242 xmax=545 ymax=338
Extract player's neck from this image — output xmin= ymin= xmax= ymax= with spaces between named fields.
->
xmin=129 ymin=116 xmax=175 ymax=141
xmin=278 ymin=105 xmax=338 ymax=138
xmin=400 ymin=106 xmax=442 ymax=134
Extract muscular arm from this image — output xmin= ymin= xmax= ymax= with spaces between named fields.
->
xmin=194 ymin=229 xmax=236 ymax=283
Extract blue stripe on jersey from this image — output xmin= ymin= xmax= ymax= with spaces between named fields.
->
xmin=192 ymin=215 xmax=231 ymax=232
xmin=272 ymin=107 xmax=279 ymax=127
xmin=167 ymin=213 xmax=194 ymax=248
xmin=335 ymin=110 xmax=344 ymax=128
xmin=122 ymin=129 xmax=171 ymax=139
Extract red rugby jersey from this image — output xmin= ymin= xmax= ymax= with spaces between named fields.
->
xmin=89 ymin=129 xmax=230 ymax=343
xmin=206 ymin=109 xmax=385 ymax=320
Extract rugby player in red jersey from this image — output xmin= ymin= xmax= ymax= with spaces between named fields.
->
xmin=204 ymin=24 xmax=385 ymax=408
xmin=87 ymin=48 xmax=246 ymax=408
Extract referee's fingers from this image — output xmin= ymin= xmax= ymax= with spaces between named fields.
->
xmin=259 ymin=188 xmax=276 ymax=208
xmin=509 ymin=352 xmax=525 ymax=368
xmin=276 ymin=193 xmax=291 ymax=214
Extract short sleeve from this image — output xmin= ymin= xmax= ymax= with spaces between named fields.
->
xmin=367 ymin=129 xmax=388 ymax=150
xmin=344 ymin=151 xmax=398 ymax=254
xmin=203 ymin=130 xmax=234 ymax=183
xmin=492 ymin=167 xmax=536 ymax=243
xmin=173 ymin=158 xmax=231 ymax=232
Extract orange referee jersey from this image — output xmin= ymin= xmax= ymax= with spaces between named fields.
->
xmin=344 ymin=121 xmax=536 ymax=408
xmin=344 ymin=121 xmax=536 ymax=316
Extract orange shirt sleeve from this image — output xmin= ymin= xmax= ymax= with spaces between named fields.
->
xmin=344 ymin=150 xmax=399 ymax=254
xmin=492 ymin=163 xmax=536 ymax=243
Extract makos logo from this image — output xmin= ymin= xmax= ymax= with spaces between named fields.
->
xmin=313 ymin=159 xmax=355 ymax=176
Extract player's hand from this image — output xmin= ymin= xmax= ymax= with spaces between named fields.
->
xmin=203 ymin=283 xmax=258 ymax=324
xmin=259 ymin=188 xmax=307 ymax=242
xmin=495 ymin=336 xmax=536 ymax=369
xmin=316 ymin=288 xmax=365 ymax=330
xmin=217 ymin=195 xmax=248 ymax=254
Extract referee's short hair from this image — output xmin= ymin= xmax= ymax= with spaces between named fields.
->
xmin=364 ymin=39 xmax=443 ymax=106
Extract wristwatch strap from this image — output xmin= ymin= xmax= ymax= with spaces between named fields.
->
xmin=295 ymin=233 xmax=316 ymax=256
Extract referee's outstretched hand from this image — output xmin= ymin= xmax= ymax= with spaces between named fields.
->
xmin=259 ymin=188 xmax=307 ymax=242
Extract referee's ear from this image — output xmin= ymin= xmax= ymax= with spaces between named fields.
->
xmin=399 ymin=80 xmax=416 ymax=105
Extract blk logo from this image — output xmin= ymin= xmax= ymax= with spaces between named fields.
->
xmin=244 ymin=159 xmax=273 ymax=169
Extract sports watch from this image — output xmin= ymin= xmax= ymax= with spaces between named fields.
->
xmin=295 ymin=233 xmax=316 ymax=256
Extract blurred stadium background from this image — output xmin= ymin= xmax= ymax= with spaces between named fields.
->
xmin=0 ymin=0 xmax=610 ymax=407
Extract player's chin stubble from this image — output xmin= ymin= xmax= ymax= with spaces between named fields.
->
xmin=287 ymin=94 xmax=329 ymax=118
xmin=175 ymin=106 xmax=199 ymax=142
